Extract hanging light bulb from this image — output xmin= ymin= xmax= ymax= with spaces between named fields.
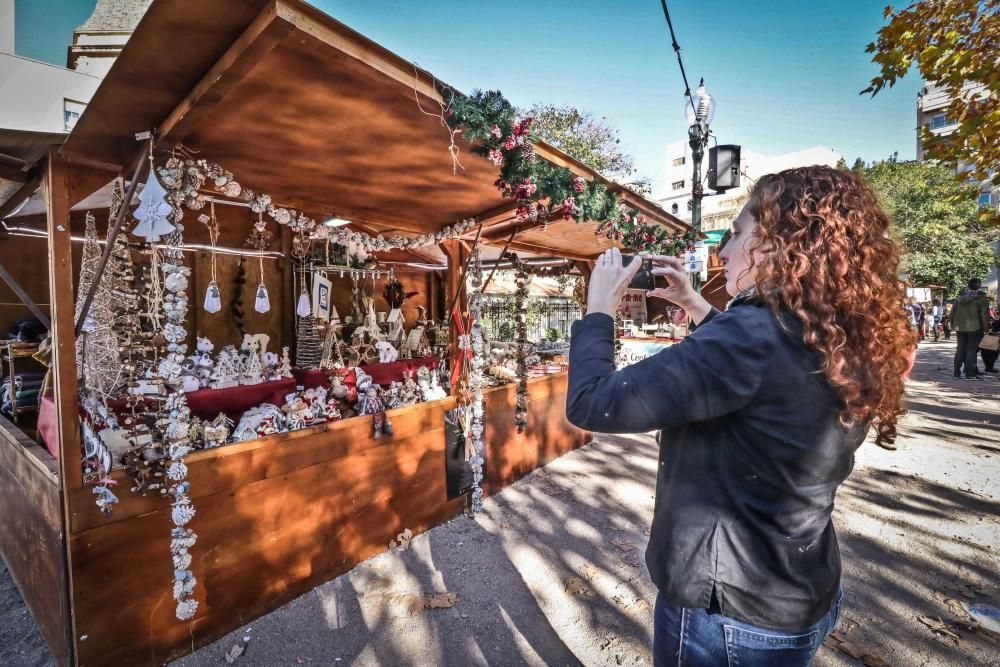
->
xmin=684 ymin=78 xmax=716 ymax=126
xmin=254 ymin=284 xmax=271 ymax=313
xmin=204 ymin=280 xmax=222 ymax=313
xmin=296 ymin=288 xmax=312 ymax=317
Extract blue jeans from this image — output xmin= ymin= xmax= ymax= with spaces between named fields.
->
xmin=653 ymin=590 xmax=843 ymax=666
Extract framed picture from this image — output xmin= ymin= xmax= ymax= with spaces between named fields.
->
xmin=312 ymin=273 xmax=333 ymax=321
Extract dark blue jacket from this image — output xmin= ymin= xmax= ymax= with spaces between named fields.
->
xmin=567 ymin=301 xmax=865 ymax=630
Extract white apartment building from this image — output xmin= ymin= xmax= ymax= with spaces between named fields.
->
xmin=917 ymin=81 xmax=999 ymax=293
xmin=658 ymin=143 xmax=843 ymax=232
xmin=0 ymin=0 xmax=149 ymax=209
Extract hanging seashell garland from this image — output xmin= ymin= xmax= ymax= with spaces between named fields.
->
xmin=159 ymin=172 xmax=199 ymax=622
xmin=467 ymin=249 xmax=487 ymax=512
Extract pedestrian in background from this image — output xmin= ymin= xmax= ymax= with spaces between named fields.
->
xmin=930 ymin=299 xmax=943 ymax=342
xmin=942 ymin=303 xmax=953 ymax=340
xmin=952 ymin=278 xmax=990 ymax=380
xmin=979 ymin=313 xmax=1000 ymax=374
xmin=911 ymin=300 xmax=925 ymax=341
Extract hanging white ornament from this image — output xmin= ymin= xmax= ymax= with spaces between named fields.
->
xmin=296 ymin=289 xmax=312 ymax=317
xmin=132 ymin=169 xmax=176 ymax=242
xmin=254 ymin=284 xmax=271 ymax=313
xmin=203 ymin=281 xmax=222 ymax=313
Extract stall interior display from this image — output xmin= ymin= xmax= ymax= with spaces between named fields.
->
xmin=67 ymin=153 xmax=472 ymax=620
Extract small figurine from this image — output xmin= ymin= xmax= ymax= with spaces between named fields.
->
xmin=354 ymin=367 xmax=373 ymax=392
xmin=281 ymin=391 xmax=314 ymax=430
xmin=424 ymin=372 xmax=447 ymax=400
xmin=202 ymin=413 xmax=232 ymax=448
xmin=303 ymin=386 xmax=329 ymax=420
xmin=384 ymin=381 xmax=402 ymax=409
xmin=256 ymin=404 xmax=286 ymax=436
xmin=211 ymin=345 xmax=241 ymax=389
xmin=322 ymin=396 xmax=343 ymax=421
xmin=278 ymin=346 xmax=294 ymax=378
xmin=375 ymin=340 xmax=398 ymax=364
xmin=194 ymin=337 xmax=215 ymax=388
xmin=263 ymin=351 xmax=281 ymax=381
xmin=356 ymin=386 xmax=393 ymax=438
xmin=396 ymin=370 xmax=421 ymax=407
xmin=239 ymin=336 xmax=265 ymax=385
xmin=178 ymin=357 xmax=202 ymax=393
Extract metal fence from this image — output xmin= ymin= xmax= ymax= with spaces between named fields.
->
xmin=479 ymin=296 xmax=582 ymax=342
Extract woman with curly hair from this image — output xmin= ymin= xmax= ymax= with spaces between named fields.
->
xmin=567 ymin=165 xmax=914 ymax=666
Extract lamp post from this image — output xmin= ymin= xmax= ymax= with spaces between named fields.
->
xmin=686 ymin=79 xmax=714 ymax=292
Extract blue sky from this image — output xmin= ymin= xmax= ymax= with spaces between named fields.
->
xmin=15 ymin=1 xmax=923 ymax=197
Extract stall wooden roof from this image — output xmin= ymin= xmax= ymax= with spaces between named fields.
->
xmin=59 ymin=0 xmax=689 ymax=259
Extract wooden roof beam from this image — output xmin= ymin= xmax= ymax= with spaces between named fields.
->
xmin=0 ymin=163 xmax=29 ymax=184
xmin=485 ymin=238 xmax=595 ymax=262
xmin=159 ymin=1 xmax=295 ymax=144
xmin=0 ymin=172 xmax=41 ymax=221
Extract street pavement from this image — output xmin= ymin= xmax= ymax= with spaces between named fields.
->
xmin=1 ymin=340 xmax=997 ymax=666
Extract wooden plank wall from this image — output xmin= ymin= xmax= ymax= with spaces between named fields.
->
xmin=62 ymin=371 xmax=583 ymax=666
xmin=0 ymin=234 xmax=60 ymax=336
xmin=0 ymin=417 xmax=71 ymax=666
xmin=68 ymin=398 xmax=465 ymax=666
xmin=483 ymin=372 xmax=591 ymax=496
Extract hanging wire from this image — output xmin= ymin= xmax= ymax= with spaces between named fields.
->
xmin=412 ymin=61 xmax=464 ymax=174
xmin=207 ymin=200 xmax=219 ymax=284
xmin=659 ymin=0 xmax=698 ymax=120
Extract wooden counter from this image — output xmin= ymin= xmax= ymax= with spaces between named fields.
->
xmin=64 ymin=372 xmax=586 ymax=665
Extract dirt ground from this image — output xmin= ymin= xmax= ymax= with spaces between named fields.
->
xmin=1 ymin=340 xmax=997 ymax=666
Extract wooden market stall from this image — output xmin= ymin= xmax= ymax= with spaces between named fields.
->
xmin=0 ymin=2 xmax=691 ymax=665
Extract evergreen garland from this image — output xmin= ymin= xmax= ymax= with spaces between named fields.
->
xmin=505 ymin=255 xmax=576 ymax=278
xmin=441 ymin=88 xmax=698 ymax=254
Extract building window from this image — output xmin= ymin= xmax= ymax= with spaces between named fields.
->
xmin=670 ymin=203 xmax=679 ymax=214
xmin=979 ymin=192 xmax=995 ymax=206
xmin=64 ymin=99 xmax=86 ymax=131
xmin=929 ymin=113 xmax=953 ymax=130
xmin=672 ymin=157 xmax=685 ymax=167
xmin=671 ymin=180 xmax=685 ymax=191
xmin=686 ymin=200 xmax=693 ymax=211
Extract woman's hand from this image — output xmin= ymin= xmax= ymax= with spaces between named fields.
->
xmin=648 ymin=255 xmax=713 ymax=325
xmin=586 ymin=248 xmax=642 ymax=317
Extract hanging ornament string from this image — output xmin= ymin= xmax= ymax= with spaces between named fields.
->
xmin=249 ymin=211 xmax=271 ymax=314
xmin=157 ymin=157 xmax=477 ymax=254
xmin=412 ymin=62 xmax=464 ymax=175
xmin=146 ymin=245 xmax=164 ymax=332
xmin=202 ymin=201 xmax=222 ymax=313
xmin=504 ymin=255 xmax=576 ymax=278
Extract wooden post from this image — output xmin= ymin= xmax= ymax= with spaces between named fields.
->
xmin=44 ymin=153 xmax=81 ymax=490
xmin=44 ymin=151 xmax=82 ymax=664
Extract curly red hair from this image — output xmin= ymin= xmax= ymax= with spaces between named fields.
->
xmin=746 ymin=166 xmax=914 ymax=446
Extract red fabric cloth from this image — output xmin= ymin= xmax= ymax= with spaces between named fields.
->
xmin=180 ymin=379 xmax=298 ymax=420
xmin=296 ymin=357 xmax=438 ymax=390
xmin=363 ymin=356 xmax=438 ymax=386
xmin=98 ymin=379 xmax=299 ymax=422
xmin=38 ymin=395 xmax=58 ymax=459
xmin=36 ymin=358 xmax=439 ymax=457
